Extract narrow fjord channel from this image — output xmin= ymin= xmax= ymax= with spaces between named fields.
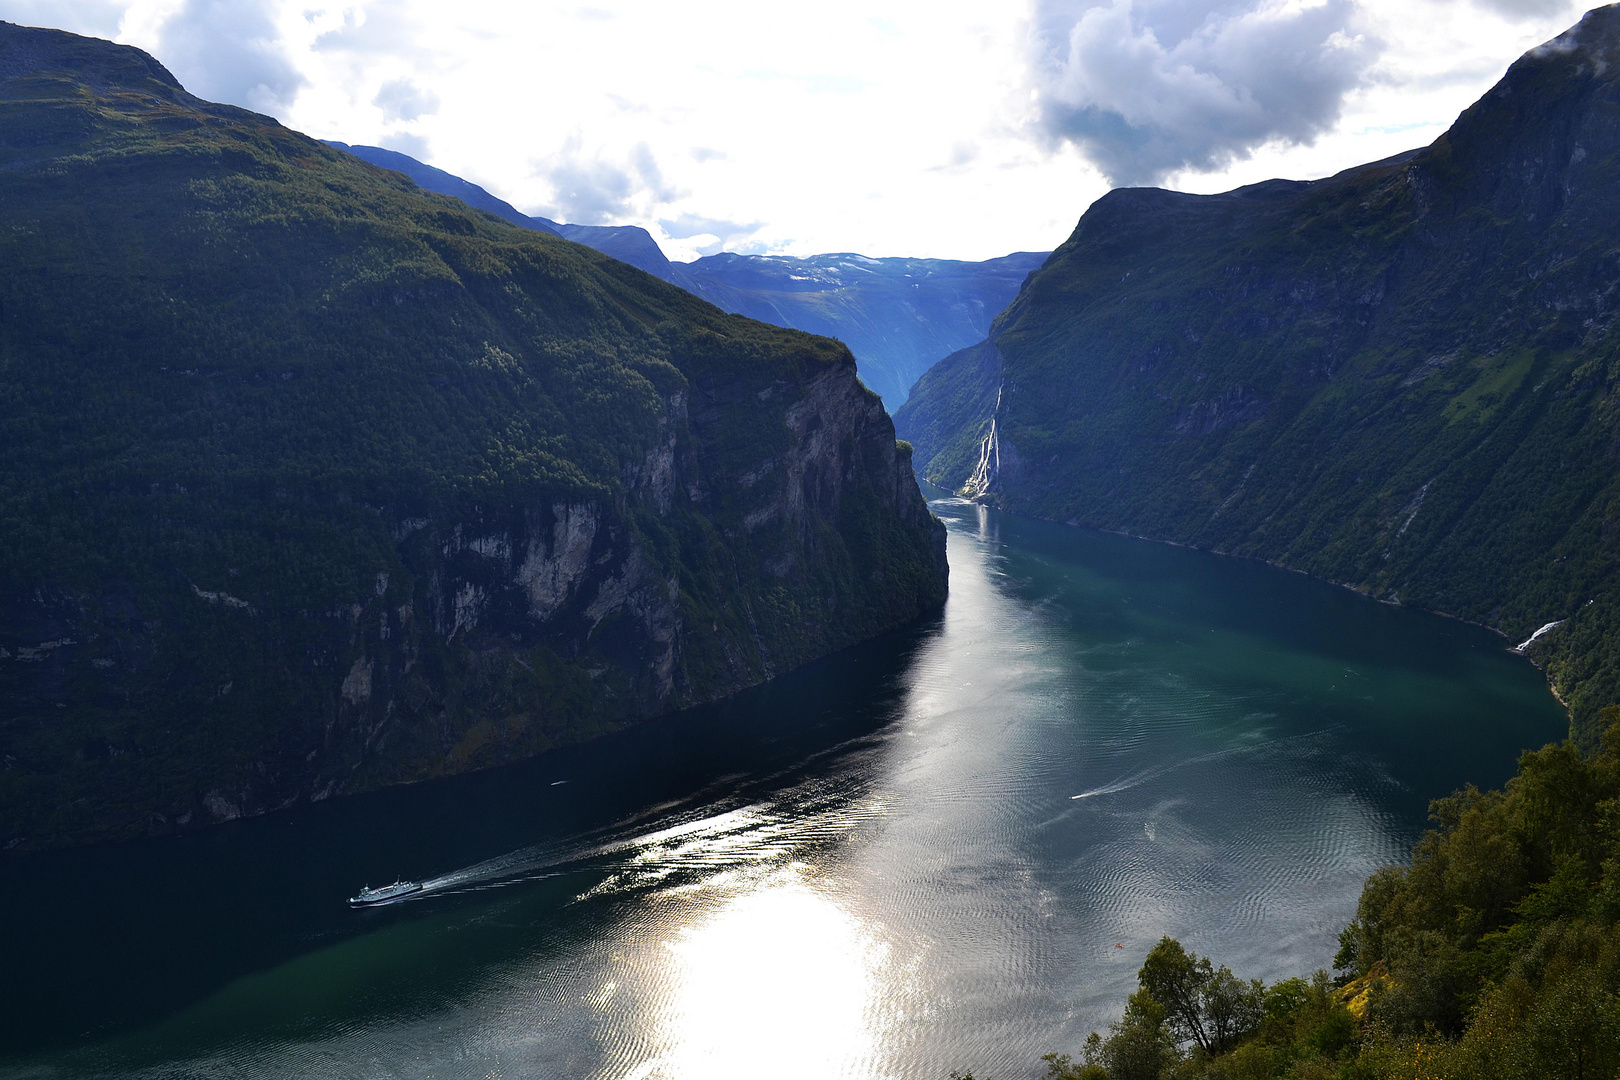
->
xmin=2 ymin=494 xmax=1565 ymax=1080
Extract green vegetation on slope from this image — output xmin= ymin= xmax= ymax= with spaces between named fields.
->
xmin=324 ymin=141 xmax=1049 ymax=411
xmin=959 ymin=708 xmax=1620 ymax=1079
xmin=0 ymin=23 xmax=945 ymax=848
xmin=897 ymin=6 xmax=1620 ymax=742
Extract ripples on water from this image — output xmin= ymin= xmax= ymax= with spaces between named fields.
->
xmin=0 ymin=495 xmax=1567 ymax=1080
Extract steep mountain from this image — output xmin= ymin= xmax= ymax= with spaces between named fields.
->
xmin=897 ymin=5 xmax=1620 ymax=742
xmin=326 ymin=143 xmax=1046 ymax=409
xmin=0 ymin=22 xmax=947 ymax=849
xmin=322 ymin=141 xmax=685 ymax=280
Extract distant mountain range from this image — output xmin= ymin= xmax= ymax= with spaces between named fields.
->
xmin=896 ymin=5 xmax=1620 ymax=743
xmin=325 ymin=142 xmax=1047 ymax=409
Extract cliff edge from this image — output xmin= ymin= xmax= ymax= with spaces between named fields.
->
xmin=0 ymin=22 xmax=947 ymax=849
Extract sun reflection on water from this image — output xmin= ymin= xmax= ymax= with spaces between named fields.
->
xmin=650 ymin=868 xmax=887 ymax=1080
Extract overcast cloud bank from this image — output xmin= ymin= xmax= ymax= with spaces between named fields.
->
xmin=0 ymin=0 xmax=1590 ymax=258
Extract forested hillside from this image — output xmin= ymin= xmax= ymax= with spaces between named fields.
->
xmin=898 ymin=7 xmax=1620 ymax=741
xmin=0 ymin=22 xmax=947 ymax=849
xmin=1015 ymin=707 xmax=1620 ymax=1080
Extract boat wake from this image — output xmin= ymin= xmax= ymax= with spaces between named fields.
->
xmin=353 ymin=763 xmax=888 ymax=909
xmin=1069 ymin=767 xmax=1160 ymax=800
xmin=1070 ymin=729 xmax=1334 ymax=801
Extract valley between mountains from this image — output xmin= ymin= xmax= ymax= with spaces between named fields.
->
xmin=6 ymin=5 xmax=1620 ymax=1080
xmin=899 ymin=7 xmax=1620 ymax=747
xmin=324 ymin=28 xmax=1620 ymax=758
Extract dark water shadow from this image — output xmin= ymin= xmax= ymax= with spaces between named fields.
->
xmin=0 ymin=616 xmax=941 ymax=1057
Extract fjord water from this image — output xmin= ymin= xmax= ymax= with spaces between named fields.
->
xmin=1 ymin=495 xmax=1564 ymax=1080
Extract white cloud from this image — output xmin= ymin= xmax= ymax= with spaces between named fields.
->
xmin=1476 ymin=0 xmax=1576 ymax=18
xmin=659 ymin=212 xmax=765 ymax=256
xmin=0 ymin=0 xmax=126 ymax=37
xmin=20 ymin=0 xmax=1595 ymax=260
xmin=1033 ymin=0 xmax=1377 ymax=185
xmin=145 ymin=0 xmax=304 ymax=113
xmin=533 ymin=139 xmax=680 ymax=225
xmin=373 ymin=76 xmax=437 ymax=121
xmin=310 ymin=0 xmax=418 ymax=57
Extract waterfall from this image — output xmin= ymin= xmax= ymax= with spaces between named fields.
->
xmin=961 ymin=386 xmax=1002 ymax=499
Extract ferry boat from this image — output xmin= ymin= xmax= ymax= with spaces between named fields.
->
xmin=349 ymin=880 xmax=423 ymax=907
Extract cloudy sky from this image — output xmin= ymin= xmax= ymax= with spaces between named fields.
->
xmin=3 ymin=0 xmax=1592 ymax=260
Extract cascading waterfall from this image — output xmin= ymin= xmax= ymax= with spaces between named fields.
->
xmin=961 ymin=386 xmax=1002 ymax=499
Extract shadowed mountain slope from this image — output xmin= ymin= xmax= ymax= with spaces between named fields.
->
xmin=897 ymin=6 xmax=1620 ymax=741
xmin=0 ymin=22 xmax=946 ymax=849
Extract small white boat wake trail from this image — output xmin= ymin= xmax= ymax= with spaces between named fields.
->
xmin=391 ymin=764 xmax=888 ymax=904
xmin=1070 ymin=729 xmax=1335 ymax=801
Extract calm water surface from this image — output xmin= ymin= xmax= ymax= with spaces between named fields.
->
xmin=1 ymin=495 xmax=1566 ymax=1079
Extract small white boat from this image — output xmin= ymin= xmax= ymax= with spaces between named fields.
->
xmin=349 ymin=880 xmax=422 ymax=907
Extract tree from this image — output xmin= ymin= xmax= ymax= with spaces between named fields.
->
xmin=1041 ymin=1047 xmax=1107 ymax=1080
xmin=1138 ymin=937 xmax=1263 ymax=1055
xmin=1103 ymin=990 xmax=1175 ymax=1080
xmin=1203 ymin=964 xmax=1266 ymax=1054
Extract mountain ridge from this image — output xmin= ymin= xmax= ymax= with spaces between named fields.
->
xmin=323 ymin=140 xmax=1047 ymax=408
xmin=897 ymin=4 xmax=1620 ymax=742
xmin=0 ymin=20 xmax=947 ymax=849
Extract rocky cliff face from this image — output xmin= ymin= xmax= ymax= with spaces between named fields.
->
xmin=898 ymin=5 xmax=1620 ymax=741
xmin=0 ymin=22 xmax=945 ymax=849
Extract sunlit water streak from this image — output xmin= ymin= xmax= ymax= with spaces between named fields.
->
xmin=0 ymin=495 xmax=1567 ymax=1079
